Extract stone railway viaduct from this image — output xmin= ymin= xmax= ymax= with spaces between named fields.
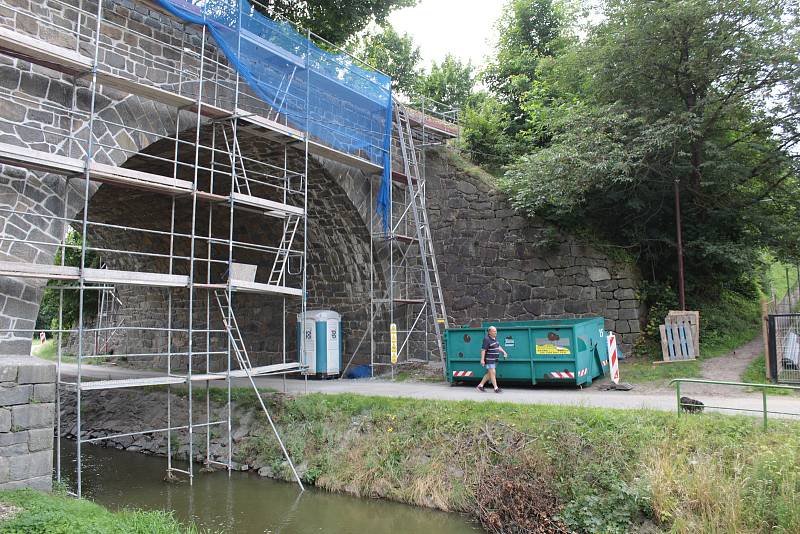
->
xmin=0 ymin=0 xmax=642 ymax=490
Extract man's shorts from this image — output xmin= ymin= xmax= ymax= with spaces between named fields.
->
xmin=484 ymin=363 xmax=497 ymax=369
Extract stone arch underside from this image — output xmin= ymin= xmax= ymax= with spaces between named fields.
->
xmin=77 ymin=128 xmax=385 ymax=369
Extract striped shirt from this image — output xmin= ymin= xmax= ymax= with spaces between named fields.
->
xmin=482 ymin=335 xmax=501 ymax=363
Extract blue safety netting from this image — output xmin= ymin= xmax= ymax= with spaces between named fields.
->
xmin=156 ymin=0 xmax=393 ymax=231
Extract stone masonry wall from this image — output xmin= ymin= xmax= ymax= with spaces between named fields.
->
xmin=424 ymin=150 xmax=642 ymax=350
xmin=0 ymin=357 xmax=55 ymax=491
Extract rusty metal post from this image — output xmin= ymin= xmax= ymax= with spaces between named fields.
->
xmin=674 ymin=179 xmax=686 ymax=311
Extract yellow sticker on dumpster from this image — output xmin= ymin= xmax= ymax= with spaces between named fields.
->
xmin=536 ymin=343 xmax=571 ymax=355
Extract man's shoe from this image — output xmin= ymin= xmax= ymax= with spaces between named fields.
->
xmin=476 ymin=385 xmax=485 ymax=392
xmin=494 ymin=387 xmax=502 ymax=393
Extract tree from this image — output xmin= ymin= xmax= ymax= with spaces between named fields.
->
xmin=415 ymin=54 xmax=475 ymax=113
xmin=258 ymin=0 xmax=418 ymax=45
xmin=36 ymin=228 xmax=100 ymax=331
xmin=502 ymin=0 xmax=800 ymax=292
xmin=483 ymin=0 xmax=570 ymax=137
xmin=461 ymin=92 xmax=513 ymax=171
xmin=355 ymin=25 xmax=422 ymax=96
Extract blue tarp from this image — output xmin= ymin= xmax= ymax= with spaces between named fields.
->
xmin=156 ymin=0 xmax=393 ymax=231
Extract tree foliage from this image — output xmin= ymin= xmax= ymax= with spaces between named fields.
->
xmin=501 ymin=0 xmax=800 ymax=291
xmin=258 ymin=0 xmax=418 ymax=45
xmin=355 ymin=25 xmax=422 ymax=96
xmin=414 ymin=54 xmax=475 ymax=113
xmin=37 ymin=228 xmax=100 ymax=331
xmin=462 ymin=0 xmax=569 ymax=167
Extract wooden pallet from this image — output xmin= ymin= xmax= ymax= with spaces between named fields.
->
xmin=659 ymin=310 xmax=700 ymax=362
xmin=667 ymin=310 xmax=700 ymax=356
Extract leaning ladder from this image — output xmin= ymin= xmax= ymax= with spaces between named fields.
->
xmin=394 ymin=103 xmax=449 ymax=372
xmin=268 ymin=215 xmax=301 ymax=286
xmin=213 ymin=289 xmax=304 ymax=490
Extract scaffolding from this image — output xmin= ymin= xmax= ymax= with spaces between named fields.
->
xmin=343 ymin=98 xmax=459 ymax=378
xmin=0 ymin=0 xmax=458 ymax=498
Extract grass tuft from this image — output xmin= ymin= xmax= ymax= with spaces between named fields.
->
xmin=0 ymin=489 xmax=199 ymax=533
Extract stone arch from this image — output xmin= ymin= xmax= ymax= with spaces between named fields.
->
xmin=74 ymin=126 xmax=386 ymax=368
xmin=0 ymin=73 xmax=198 ymax=355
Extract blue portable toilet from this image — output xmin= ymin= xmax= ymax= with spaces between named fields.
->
xmin=297 ymin=310 xmax=342 ymax=377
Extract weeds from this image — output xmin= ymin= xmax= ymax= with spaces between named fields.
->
xmin=232 ymin=393 xmax=800 ymax=533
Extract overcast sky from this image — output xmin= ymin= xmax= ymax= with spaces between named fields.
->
xmin=388 ymin=0 xmax=505 ymax=71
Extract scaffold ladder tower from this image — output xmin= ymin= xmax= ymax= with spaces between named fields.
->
xmin=393 ymin=103 xmax=449 ymax=368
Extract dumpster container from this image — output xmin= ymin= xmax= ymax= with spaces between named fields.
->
xmin=297 ymin=310 xmax=342 ymax=377
xmin=445 ymin=317 xmax=609 ymax=386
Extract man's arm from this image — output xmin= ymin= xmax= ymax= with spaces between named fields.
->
xmin=480 ymin=349 xmax=486 ymax=366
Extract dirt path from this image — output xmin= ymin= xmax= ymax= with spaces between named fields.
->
xmin=701 ymin=337 xmax=762 ymax=381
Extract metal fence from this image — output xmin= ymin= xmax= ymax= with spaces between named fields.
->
xmin=768 ymin=314 xmax=800 ymax=384
xmin=671 ymin=379 xmax=800 ymax=429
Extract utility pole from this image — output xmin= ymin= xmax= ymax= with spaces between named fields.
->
xmin=674 ymin=179 xmax=686 ymax=311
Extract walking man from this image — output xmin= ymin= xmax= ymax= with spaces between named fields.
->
xmin=478 ymin=326 xmax=508 ymax=393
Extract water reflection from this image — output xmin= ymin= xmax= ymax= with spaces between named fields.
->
xmin=60 ymin=441 xmax=482 ymax=534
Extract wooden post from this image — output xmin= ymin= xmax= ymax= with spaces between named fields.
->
xmin=761 ymin=297 xmax=771 ymax=379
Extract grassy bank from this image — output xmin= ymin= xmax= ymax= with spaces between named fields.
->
xmin=235 ymin=392 xmax=800 ymax=534
xmin=0 ymin=489 xmax=196 ymax=533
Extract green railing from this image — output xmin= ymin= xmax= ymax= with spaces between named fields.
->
xmin=670 ymin=378 xmax=800 ymax=429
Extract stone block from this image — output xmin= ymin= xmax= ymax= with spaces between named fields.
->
xmin=564 ymin=300 xmax=589 ymax=314
xmin=619 ymin=300 xmax=638 ymax=309
xmin=8 ymin=450 xmax=50 ymax=481
xmin=0 ymin=456 xmax=7 ymax=483
xmin=0 ymin=443 xmax=28 ymax=457
xmin=0 ymin=384 xmax=32 ymax=406
xmin=604 ymin=319 xmax=616 ymax=333
xmin=614 ymin=288 xmax=636 ymax=300
xmin=587 ymin=267 xmax=611 ymax=282
xmin=11 ymin=403 xmax=53 ymax=430
xmin=0 ymin=408 xmax=10 ymax=432
xmin=0 ymin=365 xmax=18 ymax=383
xmin=0 ymin=474 xmax=51 ymax=491
xmin=19 ymin=72 xmax=49 ymax=99
xmin=618 ymin=308 xmax=639 ymax=321
xmin=32 ymin=384 xmax=55 ymax=403
xmin=17 ymin=361 xmax=55 ymax=384
xmin=0 ymin=431 xmax=27 ymax=448
xmin=27 ymin=428 xmax=52 ymax=452
xmin=1 ymin=297 xmax=37 ymax=320
xmin=522 ymin=300 xmax=543 ymax=315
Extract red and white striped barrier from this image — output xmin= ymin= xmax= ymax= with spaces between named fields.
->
xmin=607 ymin=332 xmax=620 ymax=384
xmin=452 ymin=370 xmax=474 ymax=377
xmin=578 ymin=367 xmax=588 ymax=377
xmin=548 ymin=371 xmax=575 ymax=379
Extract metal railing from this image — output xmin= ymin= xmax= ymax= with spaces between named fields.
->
xmin=671 ymin=378 xmax=800 ymax=429
xmin=767 ymin=313 xmax=800 ymax=384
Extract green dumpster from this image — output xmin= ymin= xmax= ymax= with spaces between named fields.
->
xmin=445 ymin=318 xmax=610 ymax=386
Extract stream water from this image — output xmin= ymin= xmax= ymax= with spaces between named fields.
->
xmin=60 ymin=441 xmax=482 ymax=533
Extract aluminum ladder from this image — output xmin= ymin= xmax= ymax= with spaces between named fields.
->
xmin=393 ymin=102 xmax=449 ymax=372
xmin=213 ymin=289 xmax=304 ymax=490
xmin=268 ymin=215 xmax=301 ymax=286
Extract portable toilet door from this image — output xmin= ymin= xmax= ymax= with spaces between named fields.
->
xmin=299 ymin=313 xmax=317 ymax=375
xmin=325 ymin=314 xmax=341 ymax=375
xmin=315 ymin=310 xmax=341 ymax=376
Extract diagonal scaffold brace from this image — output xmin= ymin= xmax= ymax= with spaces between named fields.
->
xmin=214 ymin=289 xmax=305 ymax=491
